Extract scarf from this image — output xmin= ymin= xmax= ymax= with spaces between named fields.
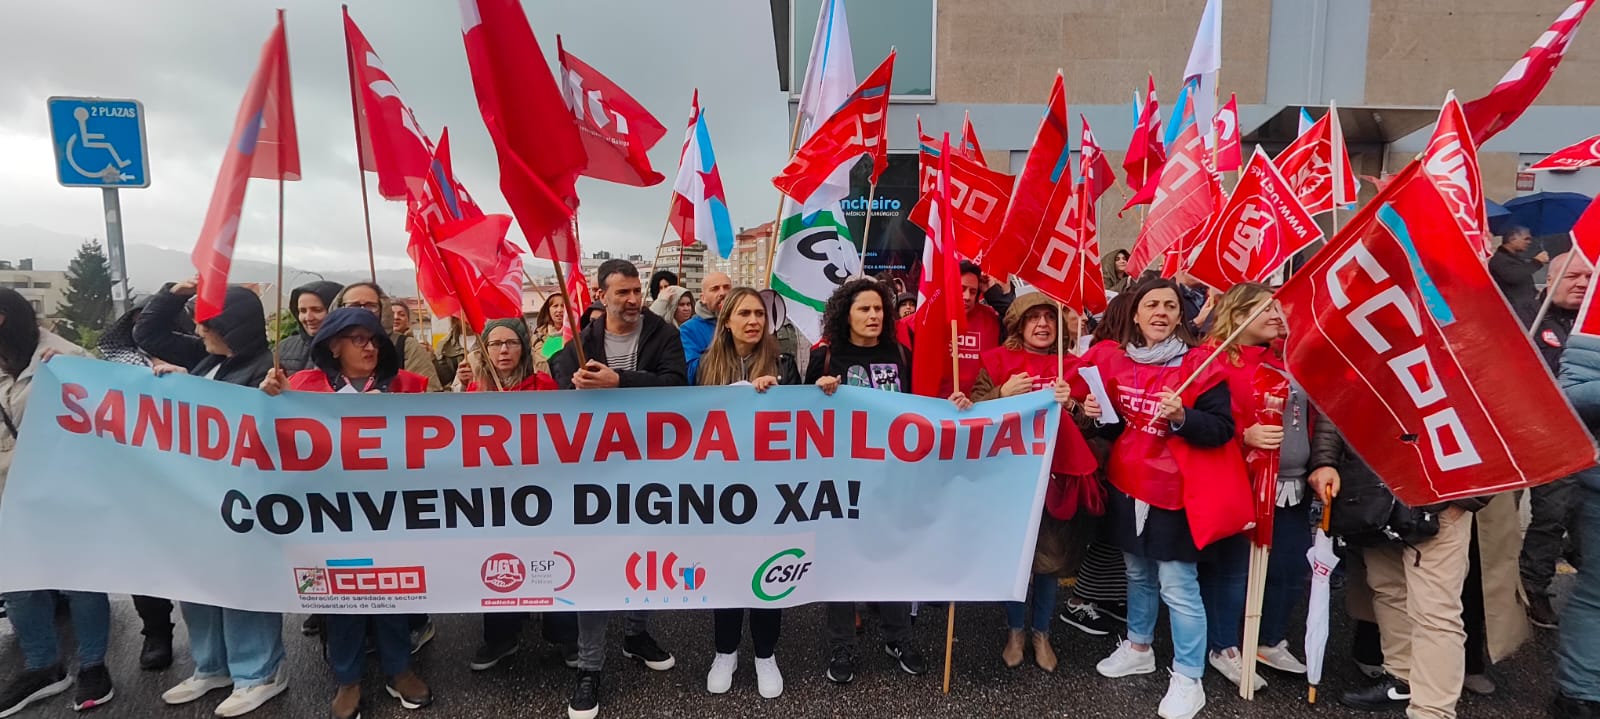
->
xmin=1125 ymin=336 xmax=1188 ymax=366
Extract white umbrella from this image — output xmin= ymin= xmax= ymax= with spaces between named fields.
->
xmin=1304 ymin=506 xmax=1341 ymax=704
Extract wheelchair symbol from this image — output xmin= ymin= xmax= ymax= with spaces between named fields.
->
xmin=65 ymin=107 xmax=135 ymax=183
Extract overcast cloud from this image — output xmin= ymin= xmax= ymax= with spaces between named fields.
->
xmin=0 ymin=1 xmax=790 ymax=272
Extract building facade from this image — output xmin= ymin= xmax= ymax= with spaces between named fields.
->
xmin=0 ymin=259 xmax=69 ymax=324
xmin=728 ymin=222 xmax=775 ymax=289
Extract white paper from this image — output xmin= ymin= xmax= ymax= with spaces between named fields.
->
xmin=1077 ymin=365 xmax=1119 ymax=424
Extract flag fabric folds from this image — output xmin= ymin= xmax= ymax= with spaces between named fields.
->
xmin=772 ymin=51 xmax=896 ymax=207
xmin=1572 ymin=197 xmax=1600 ymax=337
xmin=191 ymin=11 xmax=299 ymax=322
xmin=344 ymin=10 xmax=431 ymax=202
xmin=1420 ymin=93 xmax=1493 ymax=257
xmin=1275 ymin=109 xmax=1358 ymax=216
xmin=1463 ymin=0 xmax=1596 ymax=145
xmin=991 ymin=72 xmax=1071 ymax=281
xmin=1530 ymin=132 xmax=1600 ymax=171
xmin=459 ymin=0 xmax=587 ymax=261
xmin=910 ymin=123 xmax=1014 ymax=261
xmin=1080 ymin=115 xmax=1117 ymax=203
xmin=960 ymin=111 xmax=987 ymax=166
xmin=1182 ymin=0 xmax=1222 ymax=136
xmin=1122 ymin=75 xmax=1166 ymax=199
xmin=557 ymin=37 xmax=668 ymax=187
xmin=1214 ymin=93 xmax=1242 ymax=172
xmin=1127 ymin=93 xmax=1220 ymax=273
xmin=910 ymin=133 xmax=965 ymax=398
xmin=670 ymin=92 xmax=736 ymax=258
xmin=1186 ymin=149 xmax=1321 ymax=291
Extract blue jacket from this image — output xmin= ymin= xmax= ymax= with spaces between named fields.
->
xmin=1558 ymin=333 xmax=1600 ymax=492
xmin=680 ymin=314 xmax=715 ymax=384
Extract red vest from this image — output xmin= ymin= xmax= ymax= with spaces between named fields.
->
xmin=977 ymin=346 xmax=1098 ymax=479
xmin=289 ymin=369 xmax=431 ymax=394
xmin=467 ymin=371 xmax=557 ymax=392
xmin=940 ymin=304 xmax=1002 ymax=397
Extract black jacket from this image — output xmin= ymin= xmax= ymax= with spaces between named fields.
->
xmin=133 ymin=285 xmax=274 ymax=388
xmin=1489 ymin=248 xmax=1542 ymax=317
xmin=1531 ymin=301 xmax=1577 ymax=374
xmin=1309 ymin=415 xmax=1484 ymax=517
xmin=550 ymin=309 xmax=688 ymax=389
xmin=277 ymin=280 xmax=343 ymax=373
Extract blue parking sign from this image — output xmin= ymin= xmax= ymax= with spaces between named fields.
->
xmin=47 ymin=97 xmax=151 ymax=189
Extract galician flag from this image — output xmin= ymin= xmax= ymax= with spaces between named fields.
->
xmin=1183 ymin=0 xmax=1222 ymax=142
xmin=771 ymin=0 xmax=861 ymax=341
xmin=670 ymin=91 xmax=735 ymax=258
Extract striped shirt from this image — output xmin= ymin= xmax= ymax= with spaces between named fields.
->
xmin=604 ymin=324 xmax=641 ymax=373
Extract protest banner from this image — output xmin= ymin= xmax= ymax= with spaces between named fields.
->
xmin=0 ymin=358 xmax=1060 ymax=614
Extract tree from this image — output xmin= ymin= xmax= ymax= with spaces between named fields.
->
xmin=269 ymin=309 xmax=298 ymax=348
xmin=58 ymin=240 xmax=114 ymax=344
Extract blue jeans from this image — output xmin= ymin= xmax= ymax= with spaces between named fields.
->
xmin=180 ymin=603 xmax=285 ymax=688
xmin=325 ymin=615 xmax=411 ymax=685
xmin=1125 ymin=554 xmax=1206 ymax=679
xmin=1005 ymin=573 xmax=1059 ymax=632
xmin=1262 ymin=502 xmax=1312 ymax=646
xmin=1199 ymin=535 xmax=1249 ymax=652
xmin=1558 ymin=487 xmax=1600 ymax=701
xmin=3 ymin=590 xmax=110 ymax=671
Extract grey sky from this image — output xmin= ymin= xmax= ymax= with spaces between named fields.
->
xmin=0 ymin=1 xmax=790 ymax=272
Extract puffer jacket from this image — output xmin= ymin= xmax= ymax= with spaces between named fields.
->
xmin=330 ymin=284 xmax=441 ymax=391
xmin=1558 ymin=333 xmax=1600 ymax=492
xmin=276 ymin=280 xmax=342 ymax=373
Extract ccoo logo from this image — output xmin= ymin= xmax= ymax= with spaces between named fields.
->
xmin=481 ymin=553 xmax=525 ymax=594
xmin=625 ymin=551 xmax=706 ymax=592
xmin=752 ymin=548 xmax=812 ymax=602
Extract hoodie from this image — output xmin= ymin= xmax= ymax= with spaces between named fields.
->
xmin=288 ymin=307 xmax=429 ymax=393
xmin=649 ymin=286 xmax=693 ymax=328
xmin=98 ymin=294 xmax=157 ymax=367
xmin=679 ymin=301 xmax=718 ymax=383
xmin=330 ymin=284 xmax=441 ymax=391
xmin=133 ymin=285 xmax=274 ymax=388
xmin=276 ymin=280 xmax=342 ymax=373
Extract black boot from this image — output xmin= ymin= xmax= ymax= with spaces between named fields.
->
xmin=138 ymin=634 xmax=173 ymax=671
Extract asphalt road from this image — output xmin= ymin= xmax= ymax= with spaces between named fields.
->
xmin=0 ymin=577 xmax=1571 ymax=719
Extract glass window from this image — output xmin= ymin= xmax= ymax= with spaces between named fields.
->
xmin=791 ymin=0 xmax=934 ymax=99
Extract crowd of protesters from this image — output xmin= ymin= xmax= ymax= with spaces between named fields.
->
xmin=0 ymin=238 xmax=1595 ymax=719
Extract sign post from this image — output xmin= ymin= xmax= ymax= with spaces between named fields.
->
xmin=47 ymin=96 xmax=151 ymax=319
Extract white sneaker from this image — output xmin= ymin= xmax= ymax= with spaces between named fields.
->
xmin=1158 ymin=671 xmax=1207 ymax=719
xmin=213 ymin=668 xmax=289 ymax=718
xmin=754 ymin=656 xmax=783 ymax=699
xmin=1256 ymin=641 xmax=1307 ymax=674
xmin=1095 ymin=639 xmax=1157 ymax=678
xmin=161 ymin=675 xmax=233 ymax=706
xmin=706 ymin=652 xmax=737 ymax=694
xmin=1209 ymin=648 xmax=1267 ymax=691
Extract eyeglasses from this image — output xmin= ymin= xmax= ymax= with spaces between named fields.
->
xmin=343 ymin=301 xmax=382 ymax=312
xmin=486 ymin=340 xmax=520 ymax=350
xmin=338 ymin=334 xmax=376 ymax=348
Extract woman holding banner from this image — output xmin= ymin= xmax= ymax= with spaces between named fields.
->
xmin=1196 ymin=283 xmax=1313 ymax=690
xmin=1079 ymin=279 xmax=1242 ymax=719
xmin=454 ymin=318 xmax=578 ymax=673
xmin=969 ymin=294 xmax=1099 ymax=672
xmin=697 ymin=287 xmax=800 ymax=699
xmin=260 ymin=307 xmax=432 ymax=718
xmin=134 ymin=281 xmax=290 ymax=717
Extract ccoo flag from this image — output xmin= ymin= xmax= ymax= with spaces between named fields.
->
xmin=557 ymin=37 xmax=668 ymax=187
xmin=191 ymin=11 xmax=299 ymax=323
xmin=344 ymin=9 xmax=433 ymax=202
xmin=1463 ymin=0 xmax=1596 ymax=145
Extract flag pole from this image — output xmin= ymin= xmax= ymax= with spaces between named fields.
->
xmin=342 ymin=5 xmax=378 ymax=285
xmin=272 ymin=9 xmax=288 ymax=372
xmin=854 ymin=182 xmax=879 ymax=279
xmin=1529 ymin=249 xmax=1579 ymax=336
xmin=1170 ymin=294 xmax=1276 ymax=396
xmin=555 ymin=217 xmax=590 ymax=366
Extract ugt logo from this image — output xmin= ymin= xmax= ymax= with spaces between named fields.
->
xmin=625 ymin=551 xmax=706 ymax=592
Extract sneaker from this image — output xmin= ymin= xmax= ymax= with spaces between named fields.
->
xmin=1158 ymin=671 xmax=1206 ymax=719
xmin=161 ymin=675 xmax=233 ymax=705
xmin=885 ymin=642 xmax=927 ymax=676
xmin=1209 ymin=648 xmax=1267 ymax=691
xmin=214 ymin=666 xmax=289 ymax=717
xmin=1256 ymin=641 xmax=1307 ymax=674
xmin=1099 ymin=601 xmax=1129 ymax=622
xmin=1463 ymin=673 xmax=1495 ymax=696
xmin=139 ymin=634 xmax=174 ymax=671
xmin=825 ymin=647 xmax=857 ymax=684
xmin=1528 ymin=592 xmax=1560 ymax=629
xmin=561 ymin=643 xmax=580 ymax=669
xmin=0 ymin=665 xmax=72 ymax=718
xmin=621 ymin=632 xmax=675 ymax=671
xmin=1339 ymin=676 xmax=1411 ymax=712
xmin=383 ymin=671 xmax=431 ymax=710
xmin=1355 ymin=661 xmax=1385 ymax=680
xmin=408 ymin=620 xmax=437 ymax=655
xmin=1059 ymin=599 xmax=1117 ymax=636
xmin=301 ymin=615 xmax=323 ymax=637
xmin=1553 ymin=693 xmax=1600 ymax=719
xmin=706 ymin=652 xmax=737 ymax=694
xmin=567 ymin=670 xmax=600 ymax=719
xmin=468 ymin=640 xmax=520 ymax=672
xmin=754 ymin=656 xmax=783 ymax=699
xmin=1096 ymin=639 xmax=1157 ymax=678
xmin=330 ymin=684 xmax=360 ymax=719
xmin=72 ymin=665 xmax=114 ymax=712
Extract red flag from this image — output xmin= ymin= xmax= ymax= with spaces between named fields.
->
xmin=1187 ymin=150 xmax=1322 ymax=291
xmin=773 ymin=51 xmax=895 ymax=204
xmin=1530 ymin=132 xmax=1600 ymax=170
xmin=344 ymin=10 xmax=433 ymax=202
xmin=1278 ymin=162 xmax=1594 ymax=505
xmin=960 ymin=111 xmax=987 ymax=166
xmin=1080 ymin=115 xmax=1117 ymax=203
xmin=557 ymin=37 xmax=667 ymax=187
xmin=910 ymin=126 xmax=1014 ymax=259
xmin=1017 ymin=183 xmax=1107 ymax=316
xmin=1127 ymin=93 xmax=1220 ymax=273
xmin=1420 ymin=94 xmax=1492 ymax=257
xmin=1275 ymin=110 xmax=1358 ymax=216
xmin=1213 ymin=93 xmax=1242 ymax=172
xmin=1121 ymin=75 xmax=1166 ymax=197
xmin=460 ymin=0 xmax=586 ymax=261
xmin=1463 ymin=0 xmax=1596 ymax=145
xmin=991 ymin=72 xmax=1070 ymax=280
xmin=911 ymin=133 xmax=965 ymax=397
xmin=191 ymin=11 xmax=299 ymax=322
xmin=562 ymin=261 xmax=591 ymax=341
xmin=1571 ymin=197 xmax=1600 ymax=336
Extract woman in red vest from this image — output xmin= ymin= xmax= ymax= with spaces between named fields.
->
xmin=1080 ymin=279 xmax=1240 ymax=719
xmin=970 ymin=293 xmax=1098 ymax=672
xmin=259 ymin=307 xmax=431 ymax=719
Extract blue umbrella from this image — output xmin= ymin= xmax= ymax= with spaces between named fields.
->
xmin=1485 ymin=199 xmax=1510 ymax=222
xmin=1488 ymin=191 xmax=1593 ymax=237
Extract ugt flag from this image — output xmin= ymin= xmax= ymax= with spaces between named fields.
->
xmin=1186 ymin=149 xmax=1321 ymax=291
xmin=191 ymin=11 xmax=299 ymax=323
xmin=670 ymin=93 xmax=735 ymax=258
xmin=1277 ymin=162 xmax=1593 ymax=505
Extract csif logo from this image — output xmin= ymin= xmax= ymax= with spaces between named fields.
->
xmin=625 ymin=551 xmax=706 ymax=592
xmin=752 ymin=548 xmax=812 ymax=602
